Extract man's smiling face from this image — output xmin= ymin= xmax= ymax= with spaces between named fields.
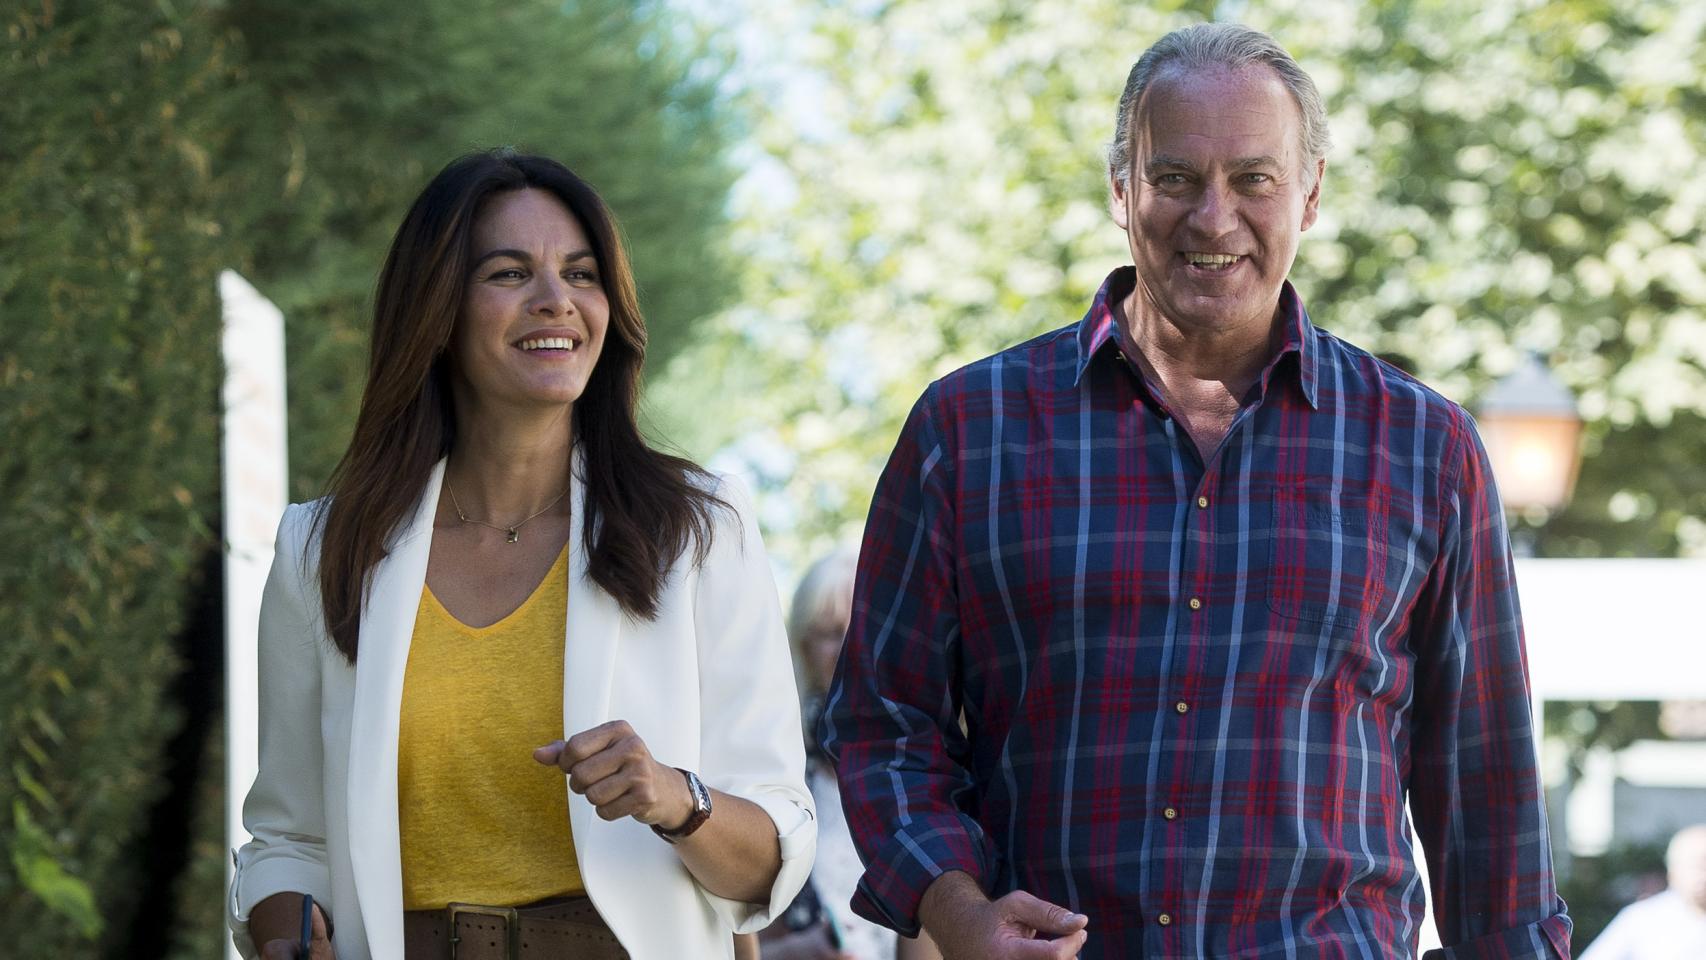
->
xmin=1111 ymin=63 xmax=1324 ymax=337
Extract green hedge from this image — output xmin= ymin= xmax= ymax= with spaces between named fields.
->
xmin=0 ymin=2 xmax=234 ymax=951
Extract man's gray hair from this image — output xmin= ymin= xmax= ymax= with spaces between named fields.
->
xmin=1107 ymin=22 xmax=1331 ymax=189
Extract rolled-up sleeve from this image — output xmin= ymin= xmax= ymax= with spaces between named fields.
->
xmin=1411 ymin=416 xmax=1572 ymax=959
xmin=692 ymin=474 xmax=817 ymax=933
xmin=817 ymin=387 xmax=995 ymax=936
xmin=228 ymin=505 xmax=333 ymax=958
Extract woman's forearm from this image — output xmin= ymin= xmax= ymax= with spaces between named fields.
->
xmin=670 ymin=788 xmax=783 ymax=904
xmin=247 ymin=892 xmax=317 ymax=953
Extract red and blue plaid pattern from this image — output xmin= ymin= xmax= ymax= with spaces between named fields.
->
xmin=819 ymin=268 xmax=1570 ymax=959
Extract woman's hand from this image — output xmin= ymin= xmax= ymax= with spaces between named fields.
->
xmin=253 ymin=896 xmax=334 ymax=959
xmin=538 ymin=718 xmax=785 ymax=903
xmin=534 ymin=720 xmax=694 ymax=829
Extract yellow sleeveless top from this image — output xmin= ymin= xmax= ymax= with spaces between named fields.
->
xmin=397 ymin=543 xmax=583 ymax=910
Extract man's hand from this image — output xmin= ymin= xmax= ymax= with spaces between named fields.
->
xmin=256 ymin=898 xmax=333 ymax=959
xmin=534 ymin=720 xmax=694 ymax=829
xmin=919 ymin=871 xmax=1088 ymax=960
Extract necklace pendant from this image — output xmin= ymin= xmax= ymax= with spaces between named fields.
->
xmin=506 ymin=528 xmax=519 ymax=544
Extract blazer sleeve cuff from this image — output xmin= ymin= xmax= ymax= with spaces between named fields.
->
xmin=707 ymin=789 xmax=818 ymax=935
xmin=227 ymin=847 xmax=333 ymax=959
xmin=1422 ymin=912 xmax=1572 ymax=960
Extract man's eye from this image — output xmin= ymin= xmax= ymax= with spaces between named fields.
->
xmin=1158 ymin=173 xmax=1188 ymax=185
xmin=1244 ymin=173 xmax=1272 ymax=184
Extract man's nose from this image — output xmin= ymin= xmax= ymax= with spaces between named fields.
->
xmin=1186 ymin=183 xmax=1238 ymax=238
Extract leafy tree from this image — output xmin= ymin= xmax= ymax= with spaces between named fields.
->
xmin=652 ymin=0 xmax=1706 ymax=572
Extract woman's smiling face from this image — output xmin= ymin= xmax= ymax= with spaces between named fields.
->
xmin=452 ymin=188 xmax=610 ymax=414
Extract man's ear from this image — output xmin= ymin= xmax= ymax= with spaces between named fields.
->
xmin=1300 ymin=158 xmax=1326 ymax=231
xmin=1109 ymin=170 xmax=1132 ymax=230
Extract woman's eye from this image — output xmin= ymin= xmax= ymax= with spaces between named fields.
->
xmin=489 ymin=268 xmax=524 ymax=280
xmin=566 ymin=268 xmax=599 ymax=283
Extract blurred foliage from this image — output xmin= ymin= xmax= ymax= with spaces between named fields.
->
xmin=164 ymin=721 xmax=227 ymax=960
xmin=651 ymin=0 xmax=1706 ymax=573
xmin=1545 ymin=700 xmax=1666 ymax=778
xmin=0 ymin=2 xmax=231 ymax=953
xmin=11 ymin=801 xmax=102 ymax=939
xmin=1540 ymin=698 xmax=1671 ymax=951
xmin=1557 ymin=837 xmax=1669 ymax=951
xmin=0 ymin=0 xmax=738 ymax=954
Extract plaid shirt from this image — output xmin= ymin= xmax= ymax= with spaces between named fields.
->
xmin=819 ymin=268 xmax=1571 ymax=959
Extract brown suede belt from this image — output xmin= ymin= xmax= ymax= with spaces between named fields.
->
xmin=402 ymin=896 xmax=628 ymax=960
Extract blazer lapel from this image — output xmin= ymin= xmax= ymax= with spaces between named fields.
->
xmin=348 ymin=459 xmax=443 ymax=958
xmin=561 ymin=448 xmax=624 ymax=878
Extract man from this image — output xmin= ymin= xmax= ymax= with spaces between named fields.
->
xmin=1580 ymin=824 xmax=1706 ymax=959
xmin=819 ymin=22 xmax=1572 ymax=960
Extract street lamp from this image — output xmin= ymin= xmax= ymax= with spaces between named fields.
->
xmin=1478 ymin=353 xmax=1585 ymax=526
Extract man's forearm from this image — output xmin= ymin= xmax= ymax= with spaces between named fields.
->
xmin=917 ymin=870 xmax=989 ymax=939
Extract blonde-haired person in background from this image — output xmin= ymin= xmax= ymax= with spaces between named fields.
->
xmin=1580 ymin=824 xmax=1706 ymax=959
xmin=755 ymin=550 xmax=940 ymax=960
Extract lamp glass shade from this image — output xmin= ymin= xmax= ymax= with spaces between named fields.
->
xmin=1478 ymin=413 xmax=1584 ymax=512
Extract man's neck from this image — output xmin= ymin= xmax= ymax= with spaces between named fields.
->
xmin=1118 ymin=288 xmax=1282 ymax=399
xmin=1118 ymin=288 xmax=1285 ymax=457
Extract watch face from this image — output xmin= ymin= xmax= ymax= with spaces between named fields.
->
xmin=690 ymin=770 xmax=712 ymax=814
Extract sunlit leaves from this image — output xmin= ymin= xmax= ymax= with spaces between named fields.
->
xmin=656 ymin=0 xmax=1706 ymax=567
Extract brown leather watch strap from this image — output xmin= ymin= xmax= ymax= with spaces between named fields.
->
xmin=651 ymin=767 xmax=711 ymax=843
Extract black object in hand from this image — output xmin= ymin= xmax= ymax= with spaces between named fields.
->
xmin=298 ymin=893 xmax=314 ymax=958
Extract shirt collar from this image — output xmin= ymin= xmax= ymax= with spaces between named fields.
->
xmin=1073 ymin=266 xmax=1321 ymax=411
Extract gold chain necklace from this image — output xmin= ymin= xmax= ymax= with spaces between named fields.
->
xmin=446 ymin=481 xmax=569 ymax=544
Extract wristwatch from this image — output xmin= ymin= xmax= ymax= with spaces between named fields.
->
xmin=652 ymin=767 xmax=712 ymax=843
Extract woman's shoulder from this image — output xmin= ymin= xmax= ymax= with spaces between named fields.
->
xmin=690 ymin=466 xmax=744 ymax=498
xmin=271 ymin=497 xmax=332 ymax=576
xmin=692 ymin=468 xmax=757 ymax=527
xmin=276 ymin=497 xmax=329 ymax=540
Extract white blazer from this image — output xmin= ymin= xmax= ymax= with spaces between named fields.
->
xmin=227 ymin=459 xmax=815 ymax=959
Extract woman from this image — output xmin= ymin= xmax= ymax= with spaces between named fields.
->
xmin=756 ymin=552 xmax=940 ymax=960
xmin=228 ymin=150 xmax=814 ymax=959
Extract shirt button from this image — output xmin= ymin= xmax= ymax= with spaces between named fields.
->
xmin=1164 ymin=806 xmax=1178 ymax=820
xmin=1158 ymin=913 xmax=1172 ymax=926
xmin=1188 ymin=597 xmax=1202 ymax=610
xmin=1196 ymin=496 xmax=1208 ymax=508
xmin=1175 ymin=701 xmax=1189 ymax=714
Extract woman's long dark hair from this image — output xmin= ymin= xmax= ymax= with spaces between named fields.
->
xmin=312 ymin=149 xmax=722 ymax=662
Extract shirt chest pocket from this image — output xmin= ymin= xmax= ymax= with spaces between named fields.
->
xmin=1265 ymin=490 xmax=1385 ymax=629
